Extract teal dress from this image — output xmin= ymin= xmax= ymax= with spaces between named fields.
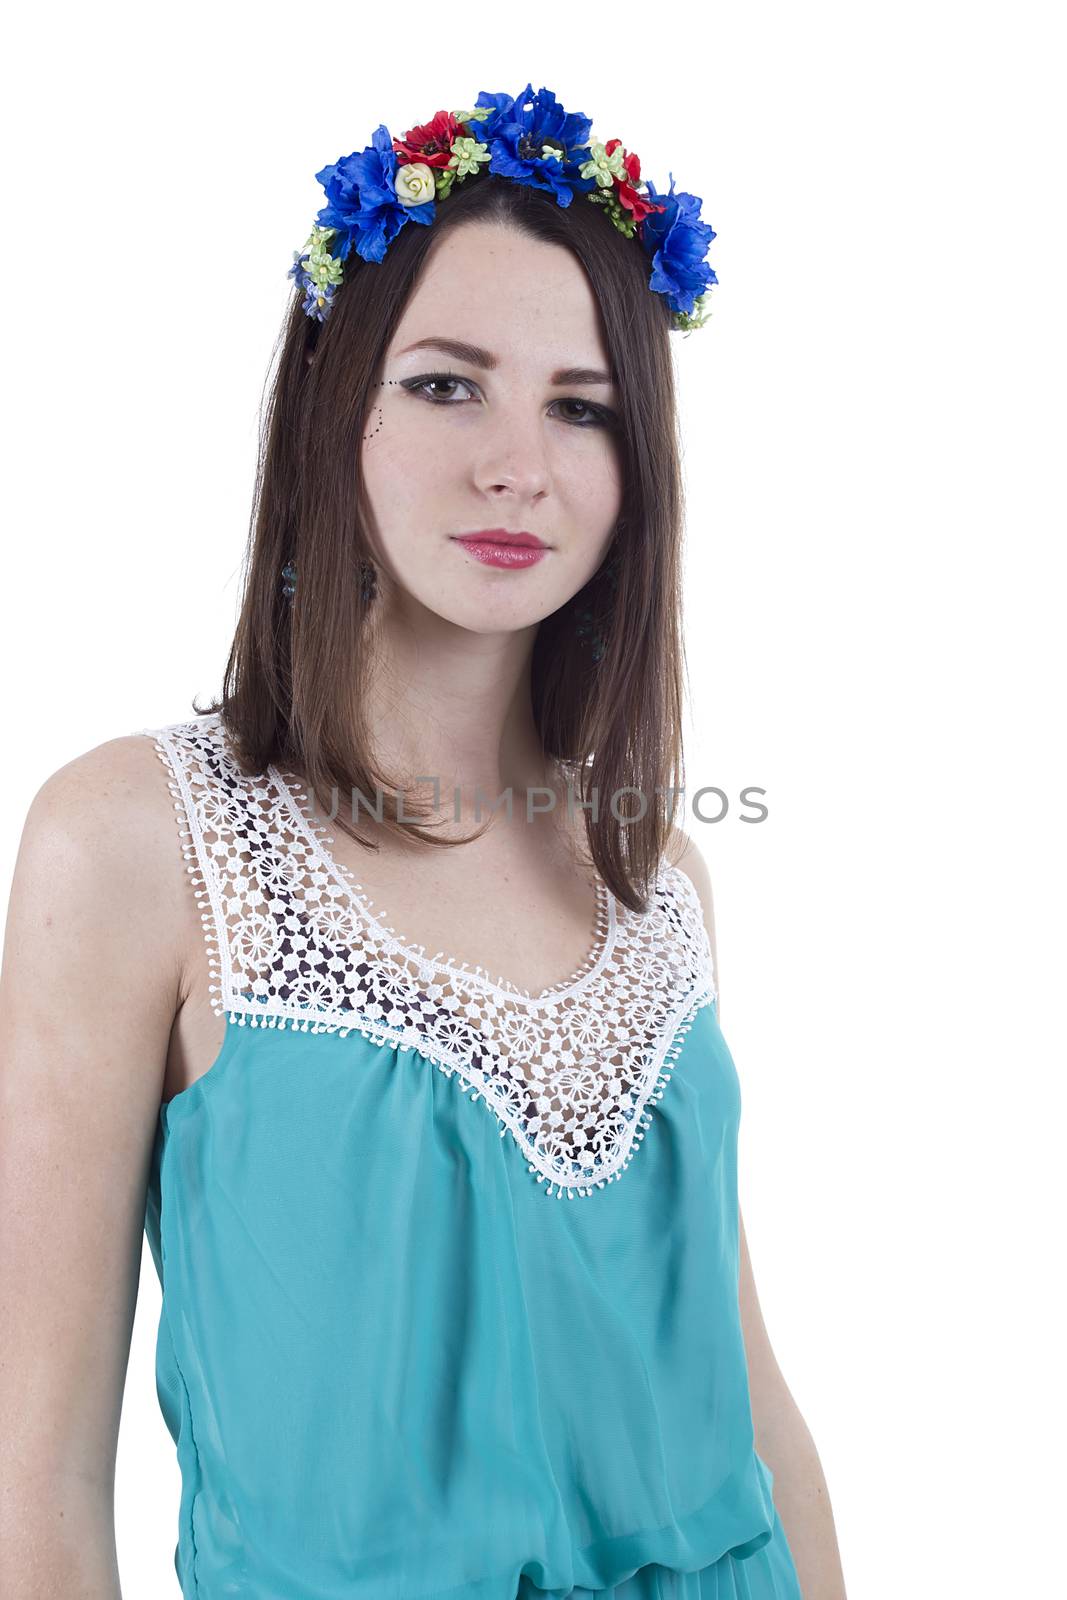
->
xmin=138 ymin=713 xmax=803 ymax=1599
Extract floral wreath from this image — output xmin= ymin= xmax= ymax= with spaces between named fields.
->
xmin=288 ymin=84 xmax=718 ymax=334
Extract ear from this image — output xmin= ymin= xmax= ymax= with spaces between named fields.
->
xmin=304 ymin=349 xmax=316 ymax=367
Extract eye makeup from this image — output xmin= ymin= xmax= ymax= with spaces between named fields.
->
xmin=399 ymin=369 xmax=619 ymax=429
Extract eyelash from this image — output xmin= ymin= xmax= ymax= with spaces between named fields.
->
xmin=399 ymin=369 xmax=618 ymax=430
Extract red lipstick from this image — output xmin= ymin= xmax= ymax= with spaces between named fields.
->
xmin=450 ymin=529 xmax=549 ymax=569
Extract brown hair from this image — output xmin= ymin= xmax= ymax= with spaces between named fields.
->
xmin=199 ymin=173 xmax=692 ymax=913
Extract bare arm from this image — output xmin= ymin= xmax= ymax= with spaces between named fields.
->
xmin=670 ymin=828 xmax=848 ymax=1598
xmin=737 ymin=1214 xmax=847 ymax=1595
xmin=0 ymin=736 xmax=186 ymax=1597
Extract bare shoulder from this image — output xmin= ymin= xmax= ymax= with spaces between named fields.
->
xmin=0 ymin=728 xmax=194 ymax=1510
xmin=665 ymin=823 xmax=714 ymax=919
xmin=24 ymin=729 xmax=184 ymax=878
xmin=13 ymin=729 xmax=194 ymax=1000
xmin=665 ymin=825 xmax=719 ymax=977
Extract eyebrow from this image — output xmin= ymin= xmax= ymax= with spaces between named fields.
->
xmin=395 ymin=336 xmax=617 ymax=389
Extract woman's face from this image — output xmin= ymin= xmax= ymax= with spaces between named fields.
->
xmin=359 ymin=220 xmax=624 ymax=641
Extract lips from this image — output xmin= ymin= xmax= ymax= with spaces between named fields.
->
xmin=451 ymin=530 xmax=546 ymax=549
xmin=450 ymin=531 xmax=549 ymax=569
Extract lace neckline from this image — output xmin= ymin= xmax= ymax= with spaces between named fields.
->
xmin=142 ymin=712 xmax=717 ymax=1198
xmin=269 ymin=761 xmax=620 ymax=1008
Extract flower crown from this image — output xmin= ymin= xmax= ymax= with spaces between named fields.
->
xmin=288 ymin=84 xmax=718 ymax=334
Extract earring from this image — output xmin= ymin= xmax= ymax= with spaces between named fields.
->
xmin=574 ymin=544 xmax=620 ymax=664
xmin=281 ymin=558 xmax=377 ymax=604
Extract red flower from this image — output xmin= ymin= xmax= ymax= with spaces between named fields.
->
xmin=392 ymin=110 xmax=468 ymax=169
xmin=605 ymin=138 xmax=666 ymax=226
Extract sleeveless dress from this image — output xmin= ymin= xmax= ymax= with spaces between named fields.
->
xmin=137 ymin=712 xmax=803 ymax=1600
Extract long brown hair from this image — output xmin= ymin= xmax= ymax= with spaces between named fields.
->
xmin=200 ymin=173 xmax=692 ymax=913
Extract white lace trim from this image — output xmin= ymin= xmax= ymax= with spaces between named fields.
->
xmin=277 ymin=767 xmax=621 ymax=1004
xmin=139 ymin=713 xmax=717 ymax=1200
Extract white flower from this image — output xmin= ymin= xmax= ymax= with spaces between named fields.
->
xmin=394 ymin=162 xmax=436 ymax=207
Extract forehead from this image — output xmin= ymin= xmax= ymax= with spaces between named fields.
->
xmin=390 ymin=221 xmax=612 ymax=366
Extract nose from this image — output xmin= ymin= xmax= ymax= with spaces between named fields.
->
xmin=471 ymin=408 xmax=552 ymax=505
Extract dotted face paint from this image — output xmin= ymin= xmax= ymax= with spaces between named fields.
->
xmin=363 ymin=378 xmax=401 ymax=443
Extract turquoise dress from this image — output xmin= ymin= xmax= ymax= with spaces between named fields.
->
xmin=138 ymin=713 xmax=803 ymax=1599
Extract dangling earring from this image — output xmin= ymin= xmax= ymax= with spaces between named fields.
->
xmin=573 ymin=541 xmax=621 ymax=664
xmin=281 ymin=558 xmax=378 ymax=604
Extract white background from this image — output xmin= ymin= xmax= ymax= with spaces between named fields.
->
xmin=2 ymin=4 xmax=1064 ymax=1595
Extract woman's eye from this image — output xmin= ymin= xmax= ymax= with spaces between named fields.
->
xmin=400 ymin=372 xmax=616 ymax=429
xmin=411 ymin=374 xmax=471 ymax=403
xmin=557 ymin=398 xmax=604 ymax=425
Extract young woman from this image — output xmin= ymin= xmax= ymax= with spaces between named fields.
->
xmin=0 ymin=88 xmax=846 ymax=1598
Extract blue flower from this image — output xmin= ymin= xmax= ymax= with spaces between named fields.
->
xmin=300 ymin=278 xmax=337 ymax=323
xmin=313 ymin=124 xmax=435 ymax=266
xmin=640 ymin=174 xmax=718 ymax=317
xmin=474 ymin=83 xmax=597 ymax=207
